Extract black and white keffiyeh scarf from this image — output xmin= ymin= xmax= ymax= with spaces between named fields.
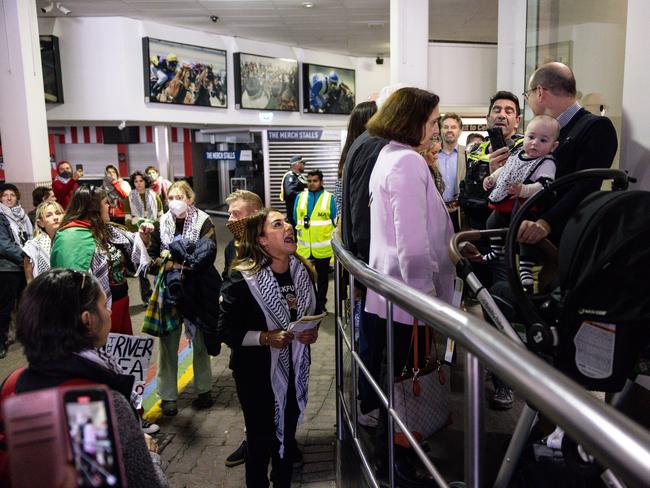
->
xmin=0 ymin=202 xmax=32 ymax=245
xmin=128 ymin=189 xmax=158 ymax=221
xmin=489 ymin=153 xmax=553 ymax=204
xmin=91 ymin=226 xmax=151 ymax=309
xmin=158 ymin=206 xmax=209 ymax=340
xmin=77 ymin=349 xmax=142 ymax=410
xmin=22 ymin=233 xmax=52 ymax=278
xmin=242 ymin=255 xmax=316 ymax=458
xmin=159 ymin=206 xmax=208 ymax=251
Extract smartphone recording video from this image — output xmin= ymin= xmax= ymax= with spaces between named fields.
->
xmin=64 ymin=389 xmax=123 ymax=488
xmin=487 ymin=127 xmax=507 ymax=152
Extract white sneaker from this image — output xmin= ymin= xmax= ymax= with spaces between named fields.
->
xmin=142 ymin=420 xmax=160 ymax=435
xmin=358 ymin=408 xmax=379 ymax=428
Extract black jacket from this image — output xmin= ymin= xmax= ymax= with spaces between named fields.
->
xmin=0 ymin=214 xmax=24 ymax=273
xmin=341 ymin=131 xmax=388 ymax=263
xmin=282 ymin=171 xmax=306 ymax=222
xmin=217 ymin=269 xmax=318 ymax=375
xmin=168 ymin=238 xmax=222 ymax=356
xmin=218 ymin=271 xmax=273 ymax=376
xmin=542 ymin=108 xmax=618 ymax=241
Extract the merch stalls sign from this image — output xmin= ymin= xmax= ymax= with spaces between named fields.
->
xmin=268 ymin=129 xmax=341 ymax=142
xmin=100 ymin=333 xmax=154 ymax=396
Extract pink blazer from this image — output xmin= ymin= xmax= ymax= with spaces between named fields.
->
xmin=364 ymin=141 xmax=456 ymax=325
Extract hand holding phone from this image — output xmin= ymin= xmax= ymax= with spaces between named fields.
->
xmin=4 ymin=385 xmax=126 ymax=488
xmin=486 ymin=127 xmax=507 ymax=152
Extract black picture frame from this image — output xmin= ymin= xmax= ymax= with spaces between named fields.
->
xmin=142 ymin=37 xmax=227 ymax=108
xmin=40 ymin=35 xmax=64 ymax=104
xmin=233 ymin=52 xmax=299 ymax=112
xmin=302 ymin=63 xmax=355 ymax=115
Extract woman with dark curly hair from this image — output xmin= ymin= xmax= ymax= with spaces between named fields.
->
xmin=50 ymin=186 xmax=153 ymax=335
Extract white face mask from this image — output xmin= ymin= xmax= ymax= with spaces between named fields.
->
xmin=168 ymin=199 xmax=188 ymax=217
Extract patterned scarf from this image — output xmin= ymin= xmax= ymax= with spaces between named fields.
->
xmin=128 ymin=189 xmax=158 ymax=221
xmin=158 ymin=206 xmax=209 ymax=340
xmin=76 ymin=349 xmax=141 ymax=410
xmin=22 ymin=233 xmax=52 ymax=278
xmin=242 ymin=255 xmax=316 ymax=457
xmin=0 ymin=202 xmax=32 ymax=245
xmin=489 ymin=153 xmax=554 ymax=204
xmin=89 ymin=225 xmax=151 ymax=310
xmin=159 ymin=206 xmax=207 ymax=251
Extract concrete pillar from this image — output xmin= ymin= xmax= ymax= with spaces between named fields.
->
xmin=154 ymin=125 xmax=174 ymax=181
xmin=0 ymin=0 xmax=52 ymax=198
xmin=389 ymin=0 xmax=429 ymax=88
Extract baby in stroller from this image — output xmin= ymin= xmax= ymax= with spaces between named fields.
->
xmin=482 ymin=114 xmax=560 ymax=291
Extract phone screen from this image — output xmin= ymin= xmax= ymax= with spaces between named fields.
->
xmin=487 ymin=128 xmax=507 ymax=151
xmin=63 ymin=390 xmax=122 ymax=487
xmin=75 ymin=164 xmax=84 ymax=172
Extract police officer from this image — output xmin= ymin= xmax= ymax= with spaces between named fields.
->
xmin=280 ymin=155 xmax=307 ymax=227
xmin=460 ymin=91 xmax=525 ymax=231
xmin=294 ymin=169 xmax=337 ymax=311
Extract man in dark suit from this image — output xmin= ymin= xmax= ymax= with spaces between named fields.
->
xmin=517 ymin=62 xmax=618 ymax=244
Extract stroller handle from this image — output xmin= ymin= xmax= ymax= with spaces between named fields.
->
xmin=449 ymin=229 xmax=558 ymax=266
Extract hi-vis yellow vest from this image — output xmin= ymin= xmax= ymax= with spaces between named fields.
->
xmin=295 ymin=190 xmax=334 ymax=259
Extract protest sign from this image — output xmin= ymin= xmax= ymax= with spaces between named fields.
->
xmin=99 ymin=333 xmax=154 ymax=396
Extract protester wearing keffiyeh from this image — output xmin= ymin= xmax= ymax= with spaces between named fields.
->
xmin=218 ymin=209 xmax=322 ymax=488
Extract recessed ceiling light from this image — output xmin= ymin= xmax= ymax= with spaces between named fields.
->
xmin=302 ymin=2 xmax=314 ymax=8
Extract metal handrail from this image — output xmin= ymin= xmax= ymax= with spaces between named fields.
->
xmin=333 ymin=234 xmax=650 ymax=487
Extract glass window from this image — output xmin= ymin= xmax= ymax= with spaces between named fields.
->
xmin=196 ymin=132 xmax=265 ymax=213
xmin=525 ymin=0 xmax=627 ymax=166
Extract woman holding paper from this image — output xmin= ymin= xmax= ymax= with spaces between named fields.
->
xmin=218 ymin=208 xmax=323 ymax=488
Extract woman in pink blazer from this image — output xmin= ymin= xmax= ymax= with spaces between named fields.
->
xmin=362 ymin=87 xmax=456 ymax=482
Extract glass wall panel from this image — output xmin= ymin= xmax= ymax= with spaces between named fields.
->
xmin=525 ymin=0 xmax=627 ymax=166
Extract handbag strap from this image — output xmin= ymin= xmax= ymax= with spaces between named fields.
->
xmin=411 ymin=319 xmax=434 ymax=371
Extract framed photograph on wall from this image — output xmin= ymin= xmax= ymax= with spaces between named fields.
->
xmin=233 ymin=52 xmax=299 ymax=111
xmin=302 ymin=63 xmax=355 ymax=114
xmin=40 ymin=35 xmax=64 ymax=104
xmin=142 ymin=37 xmax=227 ymax=108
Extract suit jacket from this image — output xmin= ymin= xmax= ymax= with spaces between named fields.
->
xmin=364 ymin=141 xmax=456 ymax=325
xmin=541 ymin=108 xmax=618 ymax=241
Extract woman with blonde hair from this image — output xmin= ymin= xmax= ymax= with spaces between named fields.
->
xmin=147 ymin=180 xmax=217 ymax=416
xmin=22 ymin=201 xmax=65 ymax=283
xmin=219 ymin=208 xmax=322 ymax=487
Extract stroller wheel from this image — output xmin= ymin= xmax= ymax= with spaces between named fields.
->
xmin=561 ymin=435 xmax=602 ymax=478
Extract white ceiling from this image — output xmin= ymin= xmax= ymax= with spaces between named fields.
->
xmin=37 ymin=0 xmax=500 ymax=57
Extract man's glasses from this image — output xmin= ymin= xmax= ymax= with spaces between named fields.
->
xmin=522 ymin=86 xmax=539 ymax=100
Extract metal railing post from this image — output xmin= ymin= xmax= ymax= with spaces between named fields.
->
xmin=465 ymin=352 xmax=484 ymax=488
xmin=335 ymin=258 xmax=344 ymax=441
xmin=386 ymin=302 xmax=395 ymax=488
xmin=349 ymin=275 xmax=358 ymax=438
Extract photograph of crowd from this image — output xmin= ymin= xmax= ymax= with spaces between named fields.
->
xmin=303 ymin=63 xmax=355 ymax=114
xmin=143 ymin=37 xmax=227 ymax=108
xmin=40 ymin=35 xmax=64 ymax=104
xmin=234 ymin=53 xmax=299 ymax=111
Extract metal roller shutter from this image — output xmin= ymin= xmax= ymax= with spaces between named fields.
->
xmin=268 ymin=139 xmax=342 ymax=211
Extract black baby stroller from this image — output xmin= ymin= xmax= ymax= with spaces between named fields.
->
xmin=450 ymin=168 xmax=650 ymax=487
